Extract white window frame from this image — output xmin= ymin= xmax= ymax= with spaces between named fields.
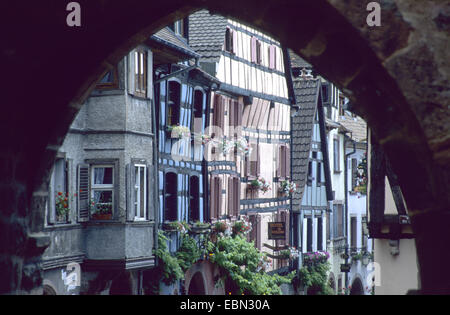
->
xmin=134 ymin=164 xmax=147 ymax=221
xmin=90 ymin=165 xmax=114 ymax=217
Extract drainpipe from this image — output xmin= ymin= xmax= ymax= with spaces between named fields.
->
xmin=344 ymin=131 xmax=355 ymax=289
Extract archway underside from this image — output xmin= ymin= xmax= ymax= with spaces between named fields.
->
xmin=0 ymin=0 xmax=448 ymax=294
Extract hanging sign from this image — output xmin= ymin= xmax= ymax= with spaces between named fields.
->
xmin=268 ymin=222 xmax=285 ymax=240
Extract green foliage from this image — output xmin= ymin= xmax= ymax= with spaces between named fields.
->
xmin=155 ymin=231 xmax=184 ymax=285
xmin=209 ymin=235 xmax=295 ymax=295
xmin=298 ymin=261 xmax=334 ymax=295
xmin=176 ymin=233 xmax=202 ymax=272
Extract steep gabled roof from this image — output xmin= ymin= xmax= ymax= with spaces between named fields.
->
xmin=339 ymin=112 xmax=367 ymax=143
xmin=288 ymin=49 xmax=312 ymax=69
xmin=291 ymin=78 xmax=333 ymax=209
xmin=148 ymin=27 xmax=200 ymax=65
xmin=188 ymin=10 xmax=228 ymax=63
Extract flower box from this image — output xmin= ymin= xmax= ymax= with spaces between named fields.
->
xmin=91 ymin=213 xmax=112 ymax=220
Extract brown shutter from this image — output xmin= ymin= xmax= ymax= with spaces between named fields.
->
xmin=269 ymin=45 xmax=275 ymax=69
xmin=210 ymin=177 xmax=216 ymax=220
xmin=256 ymin=215 xmax=261 ymax=250
xmin=227 ymin=177 xmax=233 ymax=216
xmin=285 ymin=146 xmax=290 ymax=179
xmin=256 ymin=144 xmax=261 ymax=176
xmin=237 ymin=101 xmax=243 ymax=127
xmin=234 ymin=178 xmax=240 ymax=217
xmin=217 ymin=177 xmax=223 ymax=218
xmin=229 ymin=99 xmax=235 ymax=128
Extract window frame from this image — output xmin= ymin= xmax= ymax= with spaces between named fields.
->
xmin=333 ymin=138 xmax=341 ymax=173
xmin=134 ymin=164 xmax=147 ymax=221
xmin=96 ymin=67 xmax=119 ymax=90
xmin=90 ymin=164 xmax=115 ymax=220
xmin=134 ymin=49 xmax=147 ymax=98
xmin=48 ymin=156 xmax=71 ymax=225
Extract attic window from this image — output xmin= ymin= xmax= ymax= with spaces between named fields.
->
xmin=225 ymin=27 xmax=237 ymax=54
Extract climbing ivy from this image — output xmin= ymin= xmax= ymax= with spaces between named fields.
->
xmin=298 ymin=260 xmax=334 ymax=295
xmin=209 ymin=235 xmax=295 ymax=295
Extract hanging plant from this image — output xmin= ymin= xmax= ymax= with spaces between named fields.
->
xmin=168 ymin=125 xmax=190 ymax=139
xmin=234 ymin=137 xmax=252 ymax=156
xmin=279 ymin=180 xmax=297 ymax=195
xmin=249 ymin=177 xmax=271 ymax=194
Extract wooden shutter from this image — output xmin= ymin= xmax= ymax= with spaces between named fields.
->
xmin=217 ymin=177 xmax=223 ymax=218
xmin=317 ymin=217 xmax=323 ymax=251
xmin=229 ymin=99 xmax=235 ymax=128
xmin=256 ymin=144 xmax=261 ymax=176
xmin=77 ymin=164 xmax=89 ymax=222
xmin=234 ymin=178 xmax=240 ymax=217
xmin=237 ymin=101 xmax=243 ymax=127
xmin=269 ymin=45 xmax=275 ymax=69
xmin=285 ymin=146 xmax=290 ymax=179
xmin=276 ymin=146 xmax=281 ymax=178
xmin=232 ymin=30 xmax=238 ymax=54
xmin=251 ymin=36 xmax=257 ymax=63
xmin=126 ymin=163 xmax=136 ymax=221
xmin=227 ymin=177 xmax=233 ymax=217
xmin=256 ymin=215 xmax=261 ymax=250
xmin=210 ymin=177 xmax=216 ymax=220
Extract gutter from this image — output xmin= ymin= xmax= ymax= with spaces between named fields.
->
xmin=344 ymin=132 xmax=356 ymax=288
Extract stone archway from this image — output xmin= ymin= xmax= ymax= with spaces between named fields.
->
xmin=0 ymin=0 xmax=448 ymax=294
xmin=350 ymin=277 xmax=364 ymax=296
xmin=188 ymin=272 xmax=206 ymax=295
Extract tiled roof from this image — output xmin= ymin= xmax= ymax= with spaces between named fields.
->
xmin=339 ymin=113 xmax=367 ymax=142
xmin=288 ymin=49 xmax=312 ymax=69
xmin=290 ymin=78 xmax=320 ymax=208
xmin=188 ymin=10 xmax=228 ymax=63
xmin=150 ymin=27 xmax=201 ymax=58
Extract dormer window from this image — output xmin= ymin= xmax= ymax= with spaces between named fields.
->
xmin=225 ymin=27 xmax=237 ymax=54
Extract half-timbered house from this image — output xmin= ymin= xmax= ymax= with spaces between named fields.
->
xmin=367 ymin=129 xmax=418 ymax=295
xmin=189 ymin=10 xmax=292 ymax=271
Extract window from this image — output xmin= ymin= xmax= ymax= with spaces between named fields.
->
xmin=326 ymin=211 xmax=331 ymax=241
xmin=134 ymin=165 xmax=147 ymax=220
xmin=316 ymin=161 xmax=322 ymax=185
xmin=333 ymin=138 xmax=340 ymax=172
xmin=165 ymin=172 xmax=178 ymax=221
xmin=174 ymin=19 xmax=184 ymax=37
xmin=361 ymin=216 xmax=368 ymax=250
xmin=134 ymin=50 xmax=147 ymax=97
xmin=333 ymin=204 xmax=344 ymax=238
xmin=321 ymin=83 xmax=331 ymax=105
xmin=307 ymin=161 xmax=313 ymax=186
xmin=49 ymin=158 xmax=69 ymax=224
xmin=224 ymin=27 xmax=237 ymax=54
xmin=246 ymin=143 xmax=259 ymax=178
xmin=167 ymin=81 xmax=181 ymax=126
xmin=317 ymin=217 xmax=323 ymax=251
xmin=307 ymin=218 xmax=313 ymax=252
xmin=96 ymin=67 xmax=118 ymax=89
xmin=91 ymin=166 xmax=114 ymax=220
xmin=189 ymin=176 xmax=200 ymax=222
xmin=350 ymin=216 xmax=357 ymax=250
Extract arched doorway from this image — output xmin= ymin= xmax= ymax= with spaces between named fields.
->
xmin=350 ymin=277 xmax=364 ymax=296
xmin=188 ymin=272 xmax=206 ymax=295
xmin=0 ymin=1 xmax=448 ymax=294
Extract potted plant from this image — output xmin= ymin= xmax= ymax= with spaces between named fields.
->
xmin=191 ymin=221 xmax=211 ymax=234
xmin=90 ymin=200 xmax=113 ymax=220
xmin=249 ymin=177 xmax=271 ymax=194
xmin=231 ymin=220 xmax=251 ymax=237
xmin=162 ymin=221 xmax=190 ymax=233
xmin=167 ymin=125 xmax=190 ymax=139
xmin=279 ymin=180 xmax=297 ymax=196
xmin=55 ymin=191 xmax=71 ymax=222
